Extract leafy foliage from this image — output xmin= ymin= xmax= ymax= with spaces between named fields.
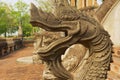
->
xmin=0 ymin=0 xmax=51 ymax=37
xmin=13 ymin=0 xmax=33 ymax=37
xmin=0 ymin=2 xmax=11 ymax=36
xmin=0 ymin=0 xmax=33 ymax=37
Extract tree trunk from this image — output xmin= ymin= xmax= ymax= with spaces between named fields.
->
xmin=4 ymin=32 xmax=7 ymax=37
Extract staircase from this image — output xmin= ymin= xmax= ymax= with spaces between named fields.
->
xmin=107 ymin=46 xmax=120 ymax=80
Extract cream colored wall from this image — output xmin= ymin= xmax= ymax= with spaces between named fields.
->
xmin=102 ymin=0 xmax=120 ymax=45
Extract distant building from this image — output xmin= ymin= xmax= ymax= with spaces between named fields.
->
xmin=69 ymin=0 xmax=98 ymax=9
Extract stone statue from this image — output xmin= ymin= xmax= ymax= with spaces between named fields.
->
xmin=30 ymin=0 xmax=113 ymax=80
xmin=32 ymin=32 xmax=43 ymax=64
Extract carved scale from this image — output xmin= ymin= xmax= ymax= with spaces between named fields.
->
xmin=30 ymin=0 xmax=113 ymax=80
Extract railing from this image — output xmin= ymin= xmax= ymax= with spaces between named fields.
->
xmin=0 ymin=38 xmax=23 ymax=57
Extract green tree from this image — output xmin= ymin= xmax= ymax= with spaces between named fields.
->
xmin=0 ymin=2 xmax=13 ymax=37
xmin=0 ymin=0 xmax=38 ymax=37
xmin=13 ymin=0 xmax=33 ymax=37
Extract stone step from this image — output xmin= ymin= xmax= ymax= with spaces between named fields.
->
xmin=111 ymin=55 xmax=120 ymax=73
xmin=112 ymin=54 xmax=120 ymax=65
xmin=107 ymin=71 xmax=120 ymax=80
xmin=110 ymin=63 xmax=120 ymax=74
xmin=107 ymin=54 xmax=120 ymax=80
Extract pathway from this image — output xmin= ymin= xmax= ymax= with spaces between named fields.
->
xmin=0 ymin=47 xmax=44 ymax=80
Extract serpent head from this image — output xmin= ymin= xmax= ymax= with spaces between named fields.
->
xmin=30 ymin=3 xmax=80 ymax=56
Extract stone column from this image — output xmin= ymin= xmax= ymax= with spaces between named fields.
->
xmin=77 ymin=0 xmax=83 ymax=9
xmin=87 ymin=0 xmax=92 ymax=7
xmin=70 ymin=0 xmax=76 ymax=7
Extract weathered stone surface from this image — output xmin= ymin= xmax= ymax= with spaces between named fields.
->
xmin=32 ymin=31 xmax=63 ymax=64
xmin=32 ymin=54 xmax=43 ymax=64
xmin=62 ymin=44 xmax=87 ymax=71
xmin=0 ymin=38 xmax=23 ymax=57
xmin=107 ymin=46 xmax=120 ymax=80
xmin=30 ymin=0 xmax=113 ymax=80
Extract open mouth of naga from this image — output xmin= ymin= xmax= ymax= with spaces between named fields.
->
xmin=30 ymin=2 xmax=113 ymax=80
xmin=30 ymin=3 xmax=80 ymax=58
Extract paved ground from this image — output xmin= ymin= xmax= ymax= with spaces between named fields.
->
xmin=0 ymin=46 xmax=120 ymax=80
xmin=0 ymin=47 xmax=44 ymax=80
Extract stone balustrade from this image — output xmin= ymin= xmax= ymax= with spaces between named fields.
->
xmin=0 ymin=38 xmax=23 ymax=57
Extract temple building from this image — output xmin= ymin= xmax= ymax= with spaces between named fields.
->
xmin=102 ymin=0 xmax=120 ymax=46
xmin=69 ymin=0 xmax=98 ymax=9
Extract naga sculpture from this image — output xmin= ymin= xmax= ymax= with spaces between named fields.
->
xmin=30 ymin=0 xmax=113 ymax=80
